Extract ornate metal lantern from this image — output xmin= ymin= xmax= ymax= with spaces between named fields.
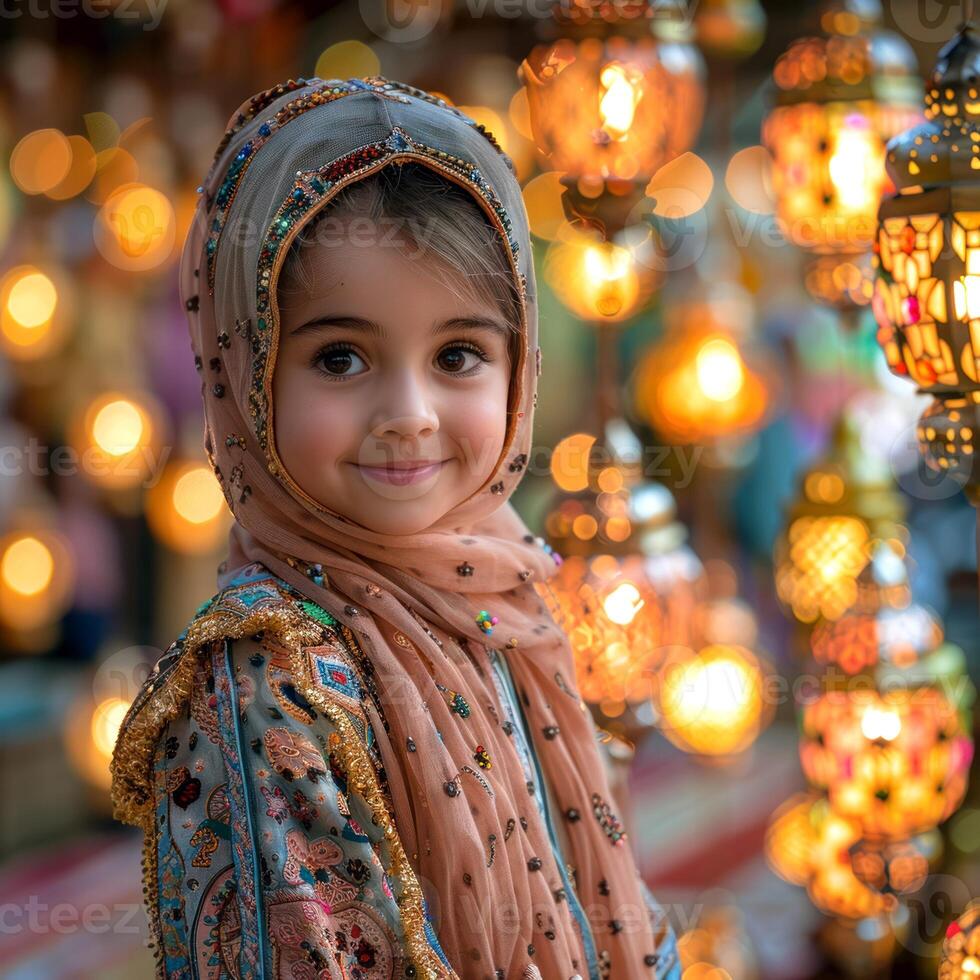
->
xmin=873 ymin=22 xmax=980 ymax=500
xmin=763 ymin=0 xmax=921 ymax=313
xmin=773 ymin=415 xmax=908 ymax=625
xmin=540 ymin=423 xmax=707 ymax=731
xmin=520 ymin=0 xmax=705 ymax=237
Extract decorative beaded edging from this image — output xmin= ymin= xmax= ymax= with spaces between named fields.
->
xmin=248 ymin=124 xmax=529 ymax=458
xmin=203 ymin=74 xmax=516 ymax=292
xmin=206 ymin=77 xmax=312 ymax=187
xmin=204 ymin=79 xmax=369 ymax=291
xmin=109 ymin=577 xmax=456 ymax=980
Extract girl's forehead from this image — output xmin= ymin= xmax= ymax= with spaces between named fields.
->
xmin=277 ymin=243 xmax=507 ymax=333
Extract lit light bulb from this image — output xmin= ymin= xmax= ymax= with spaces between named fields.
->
xmin=598 ymin=63 xmax=641 ymax=140
xmin=603 ymin=581 xmax=644 ymax=626
xmin=695 ymin=337 xmax=745 ymax=402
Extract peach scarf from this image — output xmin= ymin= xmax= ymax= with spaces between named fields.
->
xmin=182 ymin=76 xmax=669 ymax=979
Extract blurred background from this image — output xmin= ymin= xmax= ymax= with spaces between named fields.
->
xmin=3 ymin=0 xmax=980 ymax=977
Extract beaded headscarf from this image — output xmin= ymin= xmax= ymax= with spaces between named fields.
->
xmin=180 ymin=76 xmax=672 ymax=979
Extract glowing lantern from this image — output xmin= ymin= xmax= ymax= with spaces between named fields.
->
xmin=544 ymin=228 xmax=659 ymax=322
xmin=540 ymin=429 xmax=707 ymax=729
xmin=519 ymin=0 xmax=704 ymax=236
xmin=762 ymin=0 xmax=921 ymax=311
xmin=873 ymin=23 xmax=980 ymax=501
xmin=657 ymin=643 xmax=772 ymax=758
xmin=941 ymin=901 xmax=980 ymax=979
xmin=799 ymin=667 xmax=974 ymax=840
xmin=774 ymin=416 xmax=908 ymax=624
xmin=765 ymin=793 xmax=894 ymax=919
xmin=633 ymin=290 xmax=770 ymax=445
xmin=541 ymin=481 xmax=706 ymax=716
xmin=146 ymin=459 xmax=231 ymax=555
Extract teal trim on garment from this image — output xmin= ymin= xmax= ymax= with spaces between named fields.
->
xmin=224 ymin=640 xmax=269 ymax=978
xmin=491 ymin=651 xmax=601 ymax=980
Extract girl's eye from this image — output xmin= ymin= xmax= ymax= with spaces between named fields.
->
xmin=436 ymin=343 xmax=489 ymax=375
xmin=313 ymin=344 xmax=367 ymax=378
xmin=313 ymin=341 xmax=490 ymax=381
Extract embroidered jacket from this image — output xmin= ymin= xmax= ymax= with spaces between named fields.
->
xmin=111 ymin=567 xmax=680 ymax=980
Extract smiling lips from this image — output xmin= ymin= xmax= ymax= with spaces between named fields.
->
xmin=356 ymin=459 xmax=447 ymax=486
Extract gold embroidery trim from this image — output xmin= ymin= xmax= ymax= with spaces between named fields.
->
xmin=287 ymin=632 xmax=459 ymax=980
xmin=110 ymin=583 xmax=457 ymax=979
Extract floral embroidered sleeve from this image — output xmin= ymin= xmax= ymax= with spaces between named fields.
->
xmin=148 ymin=631 xmax=448 ymax=979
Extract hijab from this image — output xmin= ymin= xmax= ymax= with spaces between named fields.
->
xmin=179 ymin=75 xmax=667 ymax=979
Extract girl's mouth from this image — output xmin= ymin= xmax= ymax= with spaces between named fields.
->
xmin=355 ymin=460 xmax=447 ymax=486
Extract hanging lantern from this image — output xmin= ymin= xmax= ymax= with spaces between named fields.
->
xmin=774 ymin=416 xmax=909 ymax=625
xmin=873 ymin=22 xmax=980 ymax=501
xmin=519 ymin=0 xmax=705 ymax=237
xmin=941 ymin=900 xmax=980 ymax=979
xmin=799 ymin=649 xmax=974 ymax=840
xmin=765 ymin=792 xmax=895 ymax=919
xmin=762 ymin=0 xmax=921 ymax=312
xmin=540 ymin=423 xmax=707 ymax=731
xmin=810 ymin=599 xmax=943 ymax=674
xmin=633 ymin=288 xmax=771 ymax=446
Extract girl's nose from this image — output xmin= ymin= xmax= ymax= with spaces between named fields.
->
xmin=369 ymin=372 xmax=440 ymax=440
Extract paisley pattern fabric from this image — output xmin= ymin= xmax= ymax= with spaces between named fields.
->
xmin=121 ymin=567 xmax=679 ymax=979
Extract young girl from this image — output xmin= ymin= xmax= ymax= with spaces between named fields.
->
xmin=111 ymin=76 xmax=680 ymax=980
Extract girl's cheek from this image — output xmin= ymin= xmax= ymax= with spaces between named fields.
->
xmin=443 ymin=382 xmax=508 ymax=473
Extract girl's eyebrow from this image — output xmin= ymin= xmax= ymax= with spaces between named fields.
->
xmin=290 ymin=315 xmax=509 ymax=338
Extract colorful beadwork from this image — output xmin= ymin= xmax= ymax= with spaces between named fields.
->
xmin=591 ymin=792 xmax=628 ymax=846
xmin=474 ymin=744 xmax=492 ymax=769
xmin=437 ymin=683 xmax=471 ymax=718
xmin=529 ymin=535 xmax=562 ymax=566
xmin=475 ymin=610 xmax=498 ymax=635
xmin=297 ymin=599 xmax=335 ymax=627
xmin=205 ymin=78 xmax=415 ymax=290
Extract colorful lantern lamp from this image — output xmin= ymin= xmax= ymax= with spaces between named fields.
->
xmin=541 ymin=424 xmax=707 ymax=730
xmin=941 ymin=901 xmax=980 ymax=979
xmin=873 ymin=21 xmax=980 ymax=501
xmin=799 ymin=644 xmax=975 ymax=841
xmin=632 ymin=287 xmax=771 ymax=447
xmin=765 ymin=792 xmax=895 ymax=920
xmin=763 ymin=0 xmax=921 ymax=314
xmin=520 ymin=0 xmax=705 ymax=237
xmin=774 ymin=415 xmax=908 ymax=625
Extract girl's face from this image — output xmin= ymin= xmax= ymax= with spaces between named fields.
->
xmin=273 ymin=238 xmax=513 ymax=536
